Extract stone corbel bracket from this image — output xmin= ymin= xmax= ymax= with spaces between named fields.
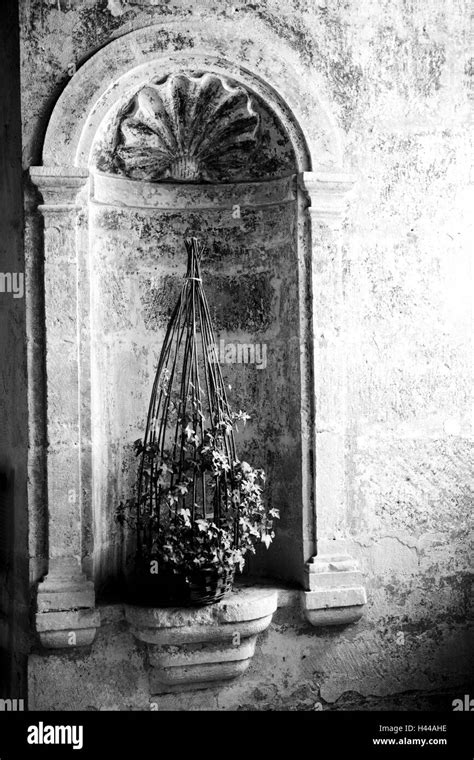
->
xmin=125 ymin=587 xmax=277 ymax=695
xmin=301 ymin=552 xmax=367 ymax=627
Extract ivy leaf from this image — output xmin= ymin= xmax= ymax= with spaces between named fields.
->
xmin=184 ymin=423 xmax=198 ymax=444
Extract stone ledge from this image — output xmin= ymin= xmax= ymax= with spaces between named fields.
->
xmin=125 ymin=586 xmax=278 ymax=694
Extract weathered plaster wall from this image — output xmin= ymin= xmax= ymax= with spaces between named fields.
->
xmin=22 ymin=0 xmax=473 ymax=708
xmin=340 ymin=0 xmax=473 ymax=696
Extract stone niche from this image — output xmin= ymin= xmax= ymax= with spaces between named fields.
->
xmin=28 ymin=22 xmax=367 ymax=686
xmin=89 ymin=71 xmax=302 ymax=594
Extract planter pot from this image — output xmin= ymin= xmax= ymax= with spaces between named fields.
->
xmin=125 ymin=562 xmax=235 ymax=608
xmin=125 ymin=568 xmax=189 ymax=607
xmin=188 ymin=566 xmax=235 ymax=606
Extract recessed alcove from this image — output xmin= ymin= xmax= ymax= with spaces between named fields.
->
xmin=87 ymin=71 xmax=303 ymax=596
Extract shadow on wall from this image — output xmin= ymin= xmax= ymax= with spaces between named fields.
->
xmin=0 ymin=462 xmax=29 ymax=699
xmin=0 ymin=0 xmax=30 ymax=701
xmin=0 ymin=466 xmax=15 ymax=694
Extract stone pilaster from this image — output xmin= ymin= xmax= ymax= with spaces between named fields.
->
xmin=299 ymin=171 xmax=367 ymax=626
xmin=29 ymin=167 xmax=99 ymax=648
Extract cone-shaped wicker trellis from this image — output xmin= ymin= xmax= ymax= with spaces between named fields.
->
xmin=135 ymin=238 xmax=239 ymax=586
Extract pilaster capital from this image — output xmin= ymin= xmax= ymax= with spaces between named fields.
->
xmin=29 ymin=166 xmax=89 ymax=210
xmin=298 ymin=170 xmax=356 ymax=227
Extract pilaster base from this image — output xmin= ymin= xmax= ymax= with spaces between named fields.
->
xmin=302 ymin=552 xmax=367 ymax=627
xmin=35 ymin=560 xmax=100 ymax=649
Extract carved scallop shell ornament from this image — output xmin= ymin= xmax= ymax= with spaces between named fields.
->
xmin=114 ymin=73 xmax=260 ymax=182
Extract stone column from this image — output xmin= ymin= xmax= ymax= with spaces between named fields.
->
xmin=29 ymin=167 xmax=99 ymax=648
xmin=299 ymin=171 xmax=367 ymax=626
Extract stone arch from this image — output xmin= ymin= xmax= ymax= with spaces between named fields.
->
xmin=41 ymin=18 xmax=343 ymax=172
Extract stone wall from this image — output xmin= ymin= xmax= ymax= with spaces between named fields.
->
xmin=21 ymin=0 xmax=473 ymax=708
